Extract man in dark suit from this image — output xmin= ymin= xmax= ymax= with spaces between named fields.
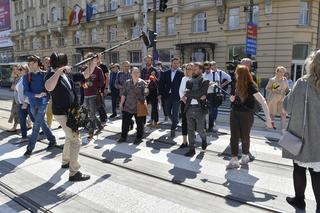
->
xmin=159 ymin=57 xmax=184 ymax=137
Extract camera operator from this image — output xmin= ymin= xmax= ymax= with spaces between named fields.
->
xmin=45 ymin=52 xmax=97 ymax=182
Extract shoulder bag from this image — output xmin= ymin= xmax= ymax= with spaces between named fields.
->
xmin=211 ymin=71 xmax=223 ymax=107
xmin=278 ymin=84 xmax=308 ymax=156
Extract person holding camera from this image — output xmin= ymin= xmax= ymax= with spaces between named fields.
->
xmin=183 ymin=62 xmax=209 ymax=157
xmin=23 ymin=55 xmax=56 ymax=158
xmin=45 ymin=52 xmax=97 ymax=182
xmin=227 ymin=65 xmax=273 ymax=169
xmin=266 ymin=66 xmax=289 ymax=132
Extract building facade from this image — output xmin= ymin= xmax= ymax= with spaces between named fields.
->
xmin=10 ymin=0 xmax=320 ymax=82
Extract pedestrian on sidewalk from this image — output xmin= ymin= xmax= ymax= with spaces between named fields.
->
xmin=7 ymin=65 xmax=20 ymax=132
xmin=179 ymin=63 xmax=194 ymax=148
xmin=109 ymin=63 xmax=120 ymax=118
xmin=97 ymin=57 xmax=109 ymax=124
xmin=15 ymin=64 xmax=34 ymax=142
xmin=183 ymin=62 xmax=209 ymax=157
xmin=118 ymin=67 xmax=149 ymax=144
xmin=81 ymin=52 xmax=105 ymax=141
xmin=156 ymin=61 xmax=168 ymax=121
xmin=23 ymin=55 xmax=56 ymax=157
xmin=43 ymin=56 xmax=53 ymax=129
xmin=158 ymin=57 xmax=184 ymax=138
xmin=266 ymin=66 xmax=288 ymax=131
xmin=283 ymin=50 xmax=320 ymax=212
xmin=227 ymin=65 xmax=273 ymax=169
xmin=141 ymin=55 xmax=159 ymax=127
xmin=45 ymin=52 xmax=97 ymax=182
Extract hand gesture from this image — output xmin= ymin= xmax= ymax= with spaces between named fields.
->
xmin=229 ymin=95 xmax=235 ymax=102
xmin=265 ymin=118 xmax=274 ymax=129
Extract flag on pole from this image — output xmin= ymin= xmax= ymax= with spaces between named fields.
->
xmin=67 ymin=7 xmax=74 ymax=26
xmin=86 ymin=2 xmax=94 ymax=22
xmin=68 ymin=4 xmax=84 ymax=25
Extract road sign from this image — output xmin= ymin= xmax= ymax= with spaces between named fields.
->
xmin=246 ymin=22 xmax=257 ymax=56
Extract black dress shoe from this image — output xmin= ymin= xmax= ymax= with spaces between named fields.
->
xmin=201 ymin=138 xmax=207 ymax=150
xmin=129 ymin=123 xmax=134 ymax=131
xmin=69 ymin=171 xmax=90 ymax=182
xmin=61 ymin=163 xmax=69 ymax=169
xmin=109 ymin=114 xmax=117 ymax=118
xmin=179 ymin=143 xmax=188 ymax=149
xmin=286 ymin=197 xmax=306 ymax=210
xmin=185 ymin=148 xmax=196 ymax=157
xmin=117 ymin=137 xmax=126 ymax=143
xmin=24 ymin=149 xmax=32 ymax=158
xmin=133 ymin=137 xmax=142 ymax=144
xmin=47 ymin=142 xmax=57 ymax=150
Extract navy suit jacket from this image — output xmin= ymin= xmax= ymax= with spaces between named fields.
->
xmin=159 ymin=68 xmax=184 ymax=99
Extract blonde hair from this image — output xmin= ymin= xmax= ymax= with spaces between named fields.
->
xmin=305 ymin=50 xmax=320 ymax=89
xmin=275 ymin=66 xmax=286 ymax=73
xmin=184 ymin=63 xmax=194 ymax=77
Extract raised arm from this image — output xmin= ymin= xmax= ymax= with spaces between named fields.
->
xmin=253 ymin=92 xmax=273 ymax=128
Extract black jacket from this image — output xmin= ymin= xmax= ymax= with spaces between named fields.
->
xmin=159 ymin=68 xmax=184 ymax=99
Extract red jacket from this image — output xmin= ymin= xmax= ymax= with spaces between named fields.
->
xmin=82 ymin=66 xmax=104 ymax=96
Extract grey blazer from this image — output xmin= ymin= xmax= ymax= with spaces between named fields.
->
xmin=283 ymin=77 xmax=320 ymax=162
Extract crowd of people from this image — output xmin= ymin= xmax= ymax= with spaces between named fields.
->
xmin=5 ymin=50 xmax=319 ymax=212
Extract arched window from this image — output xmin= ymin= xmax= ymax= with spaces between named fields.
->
xmin=192 ymin=12 xmax=207 ymax=33
xmin=51 ymin=7 xmax=59 ymax=22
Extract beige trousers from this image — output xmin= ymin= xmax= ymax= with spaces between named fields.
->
xmin=54 ymin=115 xmax=81 ymax=176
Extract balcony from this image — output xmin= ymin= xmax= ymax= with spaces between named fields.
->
xmin=181 ymin=0 xmax=218 ymax=12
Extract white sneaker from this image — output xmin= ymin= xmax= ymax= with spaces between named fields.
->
xmin=240 ymin=154 xmax=250 ymax=165
xmin=226 ymin=157 xmax=240 ymax=169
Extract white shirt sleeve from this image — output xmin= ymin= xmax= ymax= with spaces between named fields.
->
xmin=179 ymin=77 xmax=187 ymax=99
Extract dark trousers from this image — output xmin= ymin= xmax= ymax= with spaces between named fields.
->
xmin=18 ymin=104 xmax=34 ymax=138
xmin=161 ymin=96 xmax=167 ymax=116
xmin=147 ymin=95 xmax=159 ymax=122
xmin=293 ymin=163 xmax=320 ymax=209
xmin=98 ymin=97 xmax=107 ymax=123
xmin=111 ymin=89 xmax=120 ymax=115
xmin=186 ymin=106 xmax=206 ymax=148
xmin=207 ymin=93 xmax=218 ymax=129
xmin=230 ymin=109 xmax=254 ymax=156
xmin=180 ymin=101 xmax=188 ymax=136
xmin=121 ymin=111 xmax=145 ymax=139
xmin=164 ymin=96 xmax=180 ymax=130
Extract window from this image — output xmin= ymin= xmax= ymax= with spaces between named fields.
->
xmin=20 ymin=20 xmax=23 ymax=30
xmin=41 ymin=37 xmax=45 ymax=49
xmin=292 ymin=44 xmax=308 ymax=60
xmin=299 ymin=1 xmax=310 ymax=25
xmin=26 ymin=16 xmax=30 ymax=28
xmin=110 ymin=0 xmax=118 ymax=10
xmin=40 ymin=0 xmax=46 ymax=7
xmin=265 ymin=0 xmax=272 ymax=14
xmin=131 ymin=25 xmax=140 ymax=38
xmin=41 ymin=14 xmax=45 ymax=25
xmin=193 ymin=12 xmax=207 ymax=33
xmin=14 ymin=2 xmax=18 ymax=14
xmin=129 ymin=51 xmax=142 ymax=64
xmin=167 ymin=16 xmax=175 ymax=35
xmin=16 ymin=40 xmax=20 ymax=51
xmin=191 ymin=48 xmax=209 ymax=61
xmin=47 ymin=35 xmax=51 ymax=48
xmin=124 ymin=0 xmax=134 ymax=6
xmin=58 ymin=36 xmax=65 ymax=47
xmin=30 ymin=0 xmax=33 ymax=8
xmin=31 ymin=17 xmax=35 ymax=27
xmin=156 ymin=19 xmax=161 ymax=36
xmin=109 ymin=52 xmax=119 ymax=63
xmin=74 ymin=31 xmax=81 ymax=45
xmin=19 ymin=1 xmax=22 ymax=13
xmin=32 ymin=37 xmax=37 ymax=50
xmin=158 ymin=49 xmax=175 ymax=63
xmin=16 ymin=21 xmax=19 ymax=30
xmin=228 ymin=8 xmax=240 ymax=29
xmin=51 ymin=7 xmax=59 ymax=22
xmin=228 ymin=45 xmax=246 ymax=60
xmin=21 ymin=40 xmax=25 ymax=50
xmin=91 ymin=28 xmax=97 ymax=43
xmin=248 ymin=5 xmax=259 ymax=24
xmin=109 ymin=26 xmax=117 ymax=41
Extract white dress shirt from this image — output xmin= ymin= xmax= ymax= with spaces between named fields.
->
xmin=203 ymin=71 xmax=220 ymax=94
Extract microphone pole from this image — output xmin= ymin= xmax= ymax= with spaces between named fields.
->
xmin=213 ymin=84 xmax=276 ymax=129
xmin=73 ymin=32 xmax=150 ymax=68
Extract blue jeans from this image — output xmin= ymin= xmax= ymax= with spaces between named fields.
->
xmin=27 ymin=104 xmax=56 ymax=151
xmin=208 ymin=106 xmax=218 ymax=130
xmin=165 ymin=96 xmax=180 ymax=130
xmin=18 ymin=104 xmax=34 ymax=138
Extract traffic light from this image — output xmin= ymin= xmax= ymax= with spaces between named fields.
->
xmin=159 ymin=0 xmax=168 ymax=12
xmin=148 ymin=30 xmax=157 ymax=48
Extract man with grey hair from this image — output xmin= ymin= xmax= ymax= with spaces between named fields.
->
xmin=240 ymin=58 xmax=257 ymax=82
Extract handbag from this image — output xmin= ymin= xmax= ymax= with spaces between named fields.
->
xmin=278 ymin=84 xmax=308 ymax=156
xmin=137 ymin=100 xmax=148 ymax=117
xmin=211 ymin=71 xmax=223 ymax=107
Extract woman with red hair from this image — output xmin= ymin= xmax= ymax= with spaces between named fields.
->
xmin=227 ymin=65 xmax=273 ymax=169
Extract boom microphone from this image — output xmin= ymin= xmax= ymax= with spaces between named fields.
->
xmin=73 ymin=31 xmax=151 ymax=68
